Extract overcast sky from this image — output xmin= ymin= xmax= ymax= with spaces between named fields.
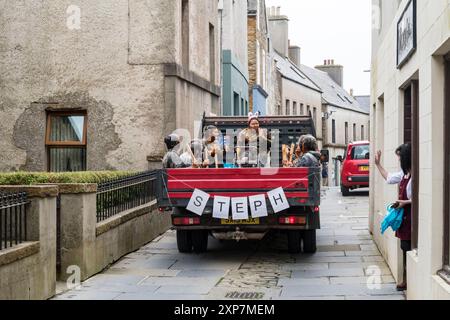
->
xmin=265 ymin=0 xmax=371 ymax=96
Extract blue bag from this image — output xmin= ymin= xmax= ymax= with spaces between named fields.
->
xmin=381 ymin=205 xmax=404 ymax=235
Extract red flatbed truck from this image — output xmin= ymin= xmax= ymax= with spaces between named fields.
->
xmin=156 ymin=115 xmax=321 ymax=254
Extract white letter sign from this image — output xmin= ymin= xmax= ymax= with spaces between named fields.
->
xmin=268 ymin=187 xmax=289 ymax=213
xmin=213 ymin=196 xmax=230 ymax=219
xmin=249 ymin=194 xmax=268 ymax=218
xmin=186 ymin=189 xmax=210 ymax=216
xmin=231 ymin=197 xmax=249 ymax=220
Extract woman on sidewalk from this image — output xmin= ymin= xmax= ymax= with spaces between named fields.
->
xmin=374 ymin=144 xmax=412 ymax=291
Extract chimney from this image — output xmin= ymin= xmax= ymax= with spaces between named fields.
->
xmin=315 ymin=59 xmax=344 ymax=87
xmin=289 ymin=45 xmax=301 ymax=67
xmin=350 ymin=88 xmax=354 ymax=96
xmin=268 ymin=7 xmax=289 ymax=57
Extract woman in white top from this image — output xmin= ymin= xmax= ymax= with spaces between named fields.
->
xmin=374 ymin=144 xmax=412 ymax=291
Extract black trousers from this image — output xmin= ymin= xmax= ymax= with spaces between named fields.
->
xmin=401 ymin=240 xmax=412 ymax=252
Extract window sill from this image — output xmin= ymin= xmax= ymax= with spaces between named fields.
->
xmin=438 ymin=267 xmax=450 ymax=286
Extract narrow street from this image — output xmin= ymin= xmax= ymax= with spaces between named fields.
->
xmin=53 ymin=188 xmax=404 ymax=300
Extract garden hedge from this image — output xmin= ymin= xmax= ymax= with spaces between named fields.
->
xmin=0 ymin=171 xmax=136 ymax=185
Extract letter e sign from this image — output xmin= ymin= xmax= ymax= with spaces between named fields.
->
xmin=187 ymin=189 xmax=210 ymax=216
xmin=231 ymin=197 xmax=249 ymax=221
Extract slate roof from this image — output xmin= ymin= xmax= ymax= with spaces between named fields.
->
xmin=298 ymin=64 xmax=369 ymax=115
xmin=273 ymin=51 xmax=322 ymax=93
xmin=354 ymin=96 xmax=371 ymax=114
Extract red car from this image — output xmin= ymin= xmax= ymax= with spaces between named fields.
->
xmin=340 ymin=141 xmax=370 ymax=196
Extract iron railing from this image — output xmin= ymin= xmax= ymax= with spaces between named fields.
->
xmin=96 ymin=171 xmax=158 ymax=222
xmin=0 ymin=192 xmax=28 ymax=250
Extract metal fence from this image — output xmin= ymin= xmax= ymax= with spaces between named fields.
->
xmin=96 ymin=171 xmax=158 ymax=223
xmin=0 ymin=192 xmax=28 ymax=250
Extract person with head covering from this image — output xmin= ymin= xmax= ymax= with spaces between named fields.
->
xmin=295 ymin=134 xmax=321 ymax=168
xmin=162 ymin=134 xmax=186 ymax=168
xmin=236 ymin=112 xmax=271 ymax=167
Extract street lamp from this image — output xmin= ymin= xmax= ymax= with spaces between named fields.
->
xmin=323 ymin=107 xmax=337 ymax=120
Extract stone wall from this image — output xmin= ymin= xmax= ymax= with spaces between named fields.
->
xmin=0 ymin=0 xmax=220 ymax=172
xmin=0 ymin=186 xmax=57 ymax=300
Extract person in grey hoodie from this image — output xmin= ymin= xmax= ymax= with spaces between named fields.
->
xmin=296 ymin=135 xmax=321 ymax=168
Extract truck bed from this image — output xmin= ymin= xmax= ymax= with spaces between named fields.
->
xmin=157 ymin=167 xmax=321 ymax=211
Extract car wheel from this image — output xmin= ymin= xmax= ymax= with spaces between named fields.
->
xmin=192 ymin=230 xmax=209 ymax=254
xmin=177 ymin=230 xmax=193 ymax=253
xmin=302 ymin=230 xmax=317 ymax=254
xmin=341 ymin=185 xmax=350 ymax=197
xmin=287 ymin=231 xmax=301 ymax=254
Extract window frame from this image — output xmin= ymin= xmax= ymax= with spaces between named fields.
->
xmin=439 ymin=56 xmax=450 ymax=284
xmin=45 ymin=111 xmax=88 ymax=172
xmin=345 ymin=122 xmax=349 ymax=145
xmin=332 ymin=119 xmax=336 ymax=144
xmin=45 ymin=111 xmax=88 ymax=146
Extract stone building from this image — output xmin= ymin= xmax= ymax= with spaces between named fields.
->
xmin=247 ymin=0 xmax=270 ymax=115
xmin=220 ymin=0 xmax=249 ymax=116
xmin=267 ymin=8 xmax=323 ymax=150
xmin=300 ymin=62 xmax=370 ymax=187
xmin=370 ymin=0 xmax=450 ymax=299
xmin=0 ymin=0 xmax=221 ymax=172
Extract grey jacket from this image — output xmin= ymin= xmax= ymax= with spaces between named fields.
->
xmin=296 ymin=151 xmax=321 ymax=168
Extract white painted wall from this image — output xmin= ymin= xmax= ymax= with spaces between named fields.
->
xmin=371 ymin=0 xmax=450 ymax=300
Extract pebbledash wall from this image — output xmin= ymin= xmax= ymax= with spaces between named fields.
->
xmin=0 ymin=0 xmax=220 ymax=172
xmin=370 ymin=0 xmax=450 ymax=299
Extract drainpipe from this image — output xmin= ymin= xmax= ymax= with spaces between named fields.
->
xmin=218 ymin=0 xmax=224 ymax=115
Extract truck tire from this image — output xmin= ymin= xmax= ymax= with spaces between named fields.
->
xmin=287 ymin=231 xmax=301 ymax=254
xmin=192 ymin=230 xmax=208 ymax=254
xmin=177 ymin=230 xmax=193 ymax=253
xmin=341 ymin=185 xmax=350 ymax=197
xmin=302 ymin=230 xmax=317 ymax=254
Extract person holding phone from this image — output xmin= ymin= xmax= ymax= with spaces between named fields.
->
xmin=374 ymin=143 xmax=412 ymax=291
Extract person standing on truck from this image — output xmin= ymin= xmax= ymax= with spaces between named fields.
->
xmin=237 ymin=112 xmax=271 ymax=167
xmin=296 ymin=135 xmax=321 ymax=168
xmin=374 ymin=143 xmax=412 ymax=291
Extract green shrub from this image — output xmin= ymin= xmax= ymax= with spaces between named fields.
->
xmin=0 ymin=171 xmax=136 ymax=185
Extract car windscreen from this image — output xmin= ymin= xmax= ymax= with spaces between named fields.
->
xmin=351 ymin=145 xmax=370 ymax=160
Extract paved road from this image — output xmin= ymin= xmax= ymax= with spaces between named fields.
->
xmin=54 ymin=188 xmax=404 ymax=300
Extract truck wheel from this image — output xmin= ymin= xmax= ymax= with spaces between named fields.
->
xmin=177 ymin=230 xmax=193 ymax=253
xmin=341 ymin=185 xmax=350 ymax=197
xmin=303 ymin=230 xmax=317 ymax=254
xmin=287 ymin=231 xmax=301 ymax=254
xmin=192 ymin=230 xmax=208 ymax=254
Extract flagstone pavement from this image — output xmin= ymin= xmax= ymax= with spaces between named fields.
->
xmin=53 ymin=187 xmax=405 ymax=300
